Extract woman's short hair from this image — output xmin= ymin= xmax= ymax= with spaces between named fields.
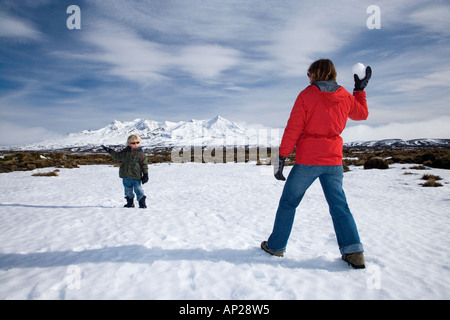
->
xmin=307 ymin=59 xmax=337 ymax=83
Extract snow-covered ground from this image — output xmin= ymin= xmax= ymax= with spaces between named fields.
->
xmin=0 ymin=162 xmax=448 ymax=299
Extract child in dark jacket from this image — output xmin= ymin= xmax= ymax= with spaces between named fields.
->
xmin=102 ymin=135 xmax=149 ymax=208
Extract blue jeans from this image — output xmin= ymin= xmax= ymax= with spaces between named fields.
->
xmin=122 ymin=178 xmax=145 ymax=201
xmin=267 ymin=164 xmax=363 ymax=255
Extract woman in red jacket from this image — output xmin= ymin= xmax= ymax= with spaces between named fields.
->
xmin=261 ymin=59 xmax=371 ymax=269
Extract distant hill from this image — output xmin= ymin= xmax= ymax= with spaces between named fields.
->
xmin=343 ymin=138 xmax=450 ymax=150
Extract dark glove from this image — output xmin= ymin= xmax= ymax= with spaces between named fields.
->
xmin=274 ymin=155 xmax=286 ymax=181
xmin=354 ymin=66 xmax=372 ymax=91
xmin=101 ymin=145 xmax=113 ymax=153
xmin=141 ymin=173 xmax=149 ymax=184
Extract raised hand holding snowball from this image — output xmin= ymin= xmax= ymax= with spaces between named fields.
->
xmin=353 ymin=63 xmax=372 ymax=91
xmin=352 ymin=63 xmax=366 ymax=80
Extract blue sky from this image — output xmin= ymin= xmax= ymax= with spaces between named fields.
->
xmin=0 ymin=0 xmax=449 ymax=146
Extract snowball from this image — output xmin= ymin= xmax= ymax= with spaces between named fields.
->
xmin=352 ymin=63 xmax=366 ymax=80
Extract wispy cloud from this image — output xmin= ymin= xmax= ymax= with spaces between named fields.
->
xmin=82 ymin=22 xmax=171 ymax=84
xmin=392 ymin=69 xmax=450 ymax=92
xmin=77 ymin=21 xmax=244 ymax=85
xmin=0 ymin=12 xmax=43 ymax=40
xmin=178 ymin=45 xmax=242 ymax=80
xmin=409 ymin=3 xmax=450 ymax=35
xmin=82 ymin=1 xmax=369 ymax=82
xmin=0 ymin=121 xmax=62 ymax=146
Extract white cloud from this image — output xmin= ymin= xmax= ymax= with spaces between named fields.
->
xmin=266 ymin=7 xmax=355 ymax=76
xmin=0 ymin=12 xmax=43 ymax=40
xmin=77 ymin=0 xmax=376 ymax=89
xmin=409 ymin=4 xmax=450 ymax=35
xmin=77 ymin=21 xmax=244 ymax=85
xmin=178 ymin=45 xmax=242 ymax=80
xmin=342 ymin=117 xmax=450 ymax=142
xmin=392 ymin=69 xmax=450 ymax=92
xmin=0 ymin=121 xmax=62 ymax=147
xmin=81 ymin=23 xmax=171 ymax=84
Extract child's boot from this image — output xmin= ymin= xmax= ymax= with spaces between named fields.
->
xmin=138 ymin=195 xmax=147 ymax=209
xmin=124 ymin=196 xmax=134 ymax=208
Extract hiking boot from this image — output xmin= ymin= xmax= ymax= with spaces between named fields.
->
xmin=138 ymin=195 xmax=147 ymax=209
xmin=261 ymin=241 xmax=284 ymax=257
xmin=342 ymin=252 xmax=365 ymax=269
xmin=124 ymin=196 xmax=134 ymax=208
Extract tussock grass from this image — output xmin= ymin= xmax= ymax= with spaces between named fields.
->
xmin=32 ymin=169 xmax=60 ymax=177
xmin=1 ymin=147 xmax=448 ymax=173
xmin=343 ymin=148 xmax=449 ymax=170
xmin=420 ymin=174 xmax=443 ymax=187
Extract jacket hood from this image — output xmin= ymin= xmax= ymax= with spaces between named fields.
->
xmin=312 ymin=81 xmax=348 ymax=103
xmin=313 ymin=80 xmax=341 ymax=92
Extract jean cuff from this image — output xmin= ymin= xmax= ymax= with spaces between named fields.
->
xmin=340 ymin=243 xmax=364 ymax=255
xmin=266 ymin=242 xmax=285 ymax=253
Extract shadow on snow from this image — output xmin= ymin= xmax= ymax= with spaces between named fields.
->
xmin=0 ymin=245 xmax=349 ymax=272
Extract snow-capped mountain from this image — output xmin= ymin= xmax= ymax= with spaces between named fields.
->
xmin=344 ymin=138 xmax=450 ymax=150
xmin=17 ymin=116 xmax=280 ymax=150
xmin=5 ymin=116 xmax=449 ymax=151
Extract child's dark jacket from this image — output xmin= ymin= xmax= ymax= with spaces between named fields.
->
xmin=109 ymin=146 xmax=148 ymax=180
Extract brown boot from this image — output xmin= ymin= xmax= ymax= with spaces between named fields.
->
xmin=342 ymin=252 xmax=365 ymax=269
xmin=261 ymin=241 xmax=284 ymax=257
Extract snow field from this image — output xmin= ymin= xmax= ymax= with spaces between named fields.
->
xmin=0 ymin=162 xmax=449 ymax=299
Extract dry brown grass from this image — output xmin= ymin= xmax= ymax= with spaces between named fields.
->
xmin=420 ymin=174 xmax=443 ymax=187
xmin=343 ymin=148 xmax=449 ymax=170
xmin=32 ymin=169 xmax=60 ymax=177
xmin=1 ymin=147 xmax=448 ymax=173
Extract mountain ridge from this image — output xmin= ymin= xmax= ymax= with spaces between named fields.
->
xmin=344 ymin=138 xmax=450 ymax=150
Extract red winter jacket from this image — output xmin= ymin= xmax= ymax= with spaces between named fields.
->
xmin=279 ymin=84 xmax=368 ymax=165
